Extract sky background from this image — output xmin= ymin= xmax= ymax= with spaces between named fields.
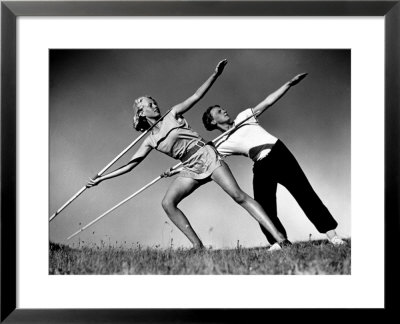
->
xmin=49 ymin=49 xmax=350 ymax=249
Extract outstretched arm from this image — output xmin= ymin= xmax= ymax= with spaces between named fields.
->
xmin=252 ymin=73 xmax=308 ymax=117
xmin=86 ymin=142 xmax=152 ymax=187
xmin=171 ymin=59 xmax=228 ymax=116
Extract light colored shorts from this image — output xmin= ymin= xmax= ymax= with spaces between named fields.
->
xmin=179 ymin=144 xmax=222 ymax=180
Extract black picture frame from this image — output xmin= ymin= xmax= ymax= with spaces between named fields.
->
xmin=1 ymin=1 xmax=399 ymax=322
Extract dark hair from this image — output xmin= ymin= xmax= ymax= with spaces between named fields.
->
xmin=202 ymin=105 xmax=220 ymax=131
xmin=132 ymin=96 xmax=156 ymax=132
xmin=132 ymin=114 xmax=151 ymax=132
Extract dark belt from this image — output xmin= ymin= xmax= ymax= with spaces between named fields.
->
xmin=249 ymin=143 xmax=275 ymax=161
xmin=181 ymin=139 xmax=208 ymax=163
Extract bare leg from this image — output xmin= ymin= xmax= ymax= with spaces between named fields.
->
xmin=211 ymin=162 xmax=285 ymax=243
xmin=161 ymin=176 xmax=204 ymax=248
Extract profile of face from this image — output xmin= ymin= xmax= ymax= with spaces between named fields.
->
xmin=136 ymin=97 xmax=161 ymax=119
xmin=210 ymin=106 xmax=231 ymax=126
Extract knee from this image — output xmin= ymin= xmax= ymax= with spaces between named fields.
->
xmin=161 ymin=197 xmax=176 ymax=213
xmin=230 ymin=189 xmax=247 ymax=205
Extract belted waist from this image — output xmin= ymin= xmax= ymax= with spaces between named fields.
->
xmin=181 ymin=139 xmax=209 ymax=163
xmin=249 ymin=143 xmax=275 ymax=161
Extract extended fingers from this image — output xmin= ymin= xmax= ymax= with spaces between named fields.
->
xmin=219 ymin=59 xmax=228 ymax=66
xmin=86 ymin=177 xmax=96 ymax=187
xmin=216 ymin=59 xmax=228 ymax=72
xmin=295 ymin=72 xmax=308 ymax=81
xmin=290 ymin=73 xmax=308 ymax=85
xmin=299 ymin=72 xmax=308 ymax=78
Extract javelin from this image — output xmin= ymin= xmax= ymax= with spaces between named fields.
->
xmin=66 ymin=110 xmax=263 ymax=241
xmin=49 ymin=108 xmax=173 ymax=222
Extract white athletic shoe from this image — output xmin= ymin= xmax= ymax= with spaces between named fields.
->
xmin=328 ymin=235 xmax=346 ymax=246
xmin=268 ymin=242 xmax=282 ymax=251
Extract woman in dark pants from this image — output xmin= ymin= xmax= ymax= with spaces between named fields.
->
xmin=87 ymin=60 xmax=289 ymax=249
xmin=202 ymin=73 xmax=344 ymax=250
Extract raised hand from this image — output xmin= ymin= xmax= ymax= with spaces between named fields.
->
xmin=215 ymin=59 xmax=228 ymax=76
xmin=289 ymin=73 xmax=308 ymax=86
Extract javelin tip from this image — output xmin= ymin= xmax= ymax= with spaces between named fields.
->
xmin=67 ymin=229 xmax=81 ymax=241
xmin=49 ymin=211 xmax=58 ymax=222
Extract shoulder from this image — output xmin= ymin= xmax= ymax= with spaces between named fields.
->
xmin=167 ymin=108 xmax=188 ymax=127
xmin=165 ymin=108 xmax=185 ymax=123
xmin=130 ymin=136 xmax=153 ymax=160
xmin=235 ymin=108 xmax=257 ymax=124
xmin=142 ymin=134 xmax=155 ymax=148
xmin=157 ymin=111 xmax=177 ymax=131
xmin=170 ymin=106 xmax=184 ymax=120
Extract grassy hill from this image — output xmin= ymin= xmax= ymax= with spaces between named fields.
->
xmin=49 ymin=239 xmax=350 ymax=275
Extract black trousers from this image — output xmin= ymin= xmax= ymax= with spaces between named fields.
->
xmin=253 ymin=140 xmax=338 ymax=244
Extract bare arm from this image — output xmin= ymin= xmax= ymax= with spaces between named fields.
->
xmin=86 ymin=142 xmax=152 ymax=187
xmin=171 ymin=59 xmax=228 ymax=116
xmin=252 ymin=73 xmax=308 ymax=117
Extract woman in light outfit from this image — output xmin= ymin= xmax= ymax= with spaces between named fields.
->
xmin=202 ymin=73 xmax=345 ymax=251
xmin=87 ymin=60 xmax=290 ymax=249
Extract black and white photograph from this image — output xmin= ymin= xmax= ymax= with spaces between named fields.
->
xmin=3 ymin=0 xmax=398 ymax=319
xmin=49 ymin=49 xmax=351 ymax=275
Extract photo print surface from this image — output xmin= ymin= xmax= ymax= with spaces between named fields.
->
xmin=49 ymin=49 xmax=350 ymax=274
